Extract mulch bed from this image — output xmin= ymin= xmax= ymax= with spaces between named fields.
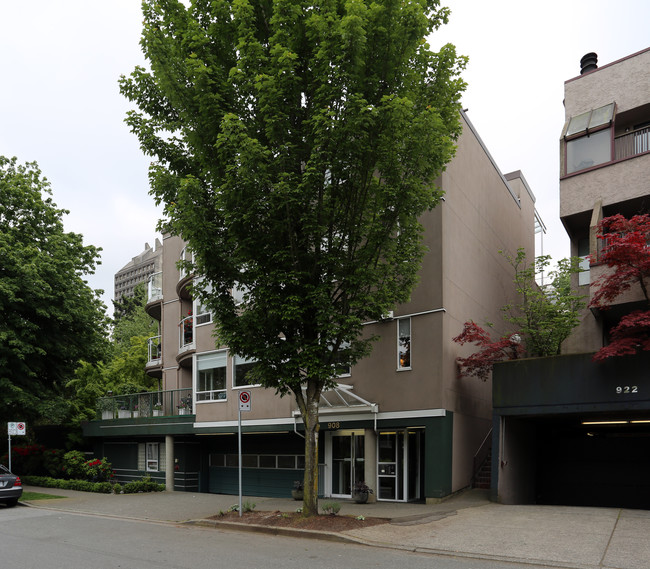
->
xmin=208 ymin=510 xmax=389 ymax=532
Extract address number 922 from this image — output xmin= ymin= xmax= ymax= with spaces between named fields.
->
xmin=616 ymin=385 xmax=638 ymax=394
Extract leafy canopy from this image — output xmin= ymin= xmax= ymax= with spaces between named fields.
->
xmin=0 ymin=156 xmax=109 ymax=426
xmin=121 ymin=0 xmax=466 ymax=515
xmin=590 ymin=214 xmax=650 ymax=361
xmin=454 ymin=249 xmax=585 ymax=379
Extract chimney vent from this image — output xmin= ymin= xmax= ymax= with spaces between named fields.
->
xmin=580 ymin=52 xmax=598 ymax=75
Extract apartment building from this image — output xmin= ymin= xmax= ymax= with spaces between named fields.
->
xmin=493 ymin=48 xmax=650 ymax=509
xmin=85 ymin=110 xmax=538 ymax=502
xmin=113 ymin=239 xmax=163 ymax=305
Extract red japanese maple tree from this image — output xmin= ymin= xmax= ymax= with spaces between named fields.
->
xmin=590 ymin=214 xmax=650 ymax=361
xmin=452 ymin=321 xmax=524 ymax=381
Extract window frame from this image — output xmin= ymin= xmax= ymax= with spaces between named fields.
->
xmin=233 ymin=354 xmax=260 ymax=388
xmin=146 ymin=442 xmax=159 ymax=472
xmin=397 ymin=317 xmax=412 ymax=371
xmin=196 ymin=350 xmax=228 ymax=402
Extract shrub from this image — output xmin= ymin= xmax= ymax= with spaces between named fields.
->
xmin=62 ymin=451 xmax=114 ymax=482
xmin=321 ymin=502 xmax=341 ymax=515
xmin=22 ymin=476 xmax=113 ymax=494
xmin=121 ymin=475 xmax=165 ymax=494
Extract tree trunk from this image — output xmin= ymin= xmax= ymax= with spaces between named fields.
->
xmin=295 ymin=379 xmax=322 ymax=517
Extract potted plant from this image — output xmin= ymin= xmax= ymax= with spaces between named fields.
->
xmin=118 ymin=405 xmax=131 ymax=419
xmin=352 ymin=481 xmax=374 ymax=504
xmin=291 ymin=480 xmax=304 ymax=501
xmin=177 ymin=401 xmax=188 ymax=415
xmin=132 ymin=405 xmax=139 ymax=418
xmin=153 ymin=403 xmax=163 ymax=416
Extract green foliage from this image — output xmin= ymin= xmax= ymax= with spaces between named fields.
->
xmin=62 ymin=451 xmax=114 ymax=482
xmin=67 ymin=284 xmax=158 ymax=425
xmin=320 ymin=502 xmax=341 ymax=515
xmin=121 ymin=475 xmax=165 ymax=493
xmin=500 ymin=249 xmax=586 ymax=357
xmin=121 ymin=0 xmax=465 ymax=515
xmin=0 ymin=156 xmax=109 ymax=426
xmin=112 ymin=483 xmax=122 ymax=494
xmin=22 ymin=476 xmax=114 ymax=494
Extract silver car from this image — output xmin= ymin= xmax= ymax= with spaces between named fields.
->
xmin=0 ymin=464 xmax=23 ymax=507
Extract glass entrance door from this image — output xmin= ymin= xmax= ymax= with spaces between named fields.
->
xmin=377 ymin=430 xmax=422 ymax=501
xmin=331 ymin=431 xmax=364 ymax=497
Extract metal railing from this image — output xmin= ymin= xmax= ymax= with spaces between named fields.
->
xmin=615 ymin=126 xmax=650 ymax=160
xmin=96 ymin=388 xmax=193 ymax=420
xmin=147 ymin=271 xmax=163 ymax=303
xmin=179 ymin=315 xmax=194 ymax=349
xmin=147 ymin=335 xmax=162 ymax=365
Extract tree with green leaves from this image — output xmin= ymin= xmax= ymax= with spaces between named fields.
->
xmin=0 ymin=156 xmax=109 ymax=427
xmin=454 ymin=250 xmax=586 ymax=380
xmin=121 ymin=0 xmax=466 ymax=515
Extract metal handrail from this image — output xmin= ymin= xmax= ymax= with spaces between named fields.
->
xmin=96 ymin=388 xmax=193 ymax=420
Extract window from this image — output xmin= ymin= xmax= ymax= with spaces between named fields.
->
xmin=196 ymin=351 xmax=227 ymax=401
xmin=146 ymin=443 xmax=159 ymax=472
xmin=565 ymin=103 xmax=615 ymax=174
xmin=578 ymin=238 xmax=590 ymax=286
xmin=233 ymin=355 xmax=258 ymax=387
xmin=397 ymin=318 xmax=411 ymax=370
xmin=332 ymin=341 xmax=351 ymax=377
xmin=194 ymin=281 xmax=212 ymax=325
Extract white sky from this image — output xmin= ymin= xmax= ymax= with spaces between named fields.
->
xmin=1 ymin=1 xmax=649 ymax=312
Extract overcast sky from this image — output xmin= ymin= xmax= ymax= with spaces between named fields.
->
xmin=2 ymin=1 xmax=649 ymax=313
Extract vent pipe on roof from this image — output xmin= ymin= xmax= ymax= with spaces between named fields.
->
xmin=580 ymin=52 xmax=598 ymax=74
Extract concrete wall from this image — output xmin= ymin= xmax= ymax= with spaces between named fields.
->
xmin=564 ymin=48 xmax=650 ymax=117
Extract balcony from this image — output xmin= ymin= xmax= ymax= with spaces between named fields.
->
xmin=146 ymin=336 xmax=163 ymax=377
xmin=176 ymin=247 xmax=194 ymax=299
xmin=615 ymin=126 xmax=650 ymax=161
xmin=96 ymin=389 xmax=193 ymax=420
xmin=145 ymin=271 xmax=163 ymax=320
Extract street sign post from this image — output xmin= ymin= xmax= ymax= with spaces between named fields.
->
xmin=7 ymin=422 xmax=26 ymax=472
xmin=238 ymin=391 xmax=251 ymax=516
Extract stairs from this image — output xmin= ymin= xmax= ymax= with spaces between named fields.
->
xmin=473 ymin=449 xmax=492 ymax=489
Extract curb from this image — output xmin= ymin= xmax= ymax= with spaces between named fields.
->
xmin=186 ymin=518 xmax=365 ymax=544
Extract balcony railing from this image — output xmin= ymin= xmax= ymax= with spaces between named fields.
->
xmin=179 ymin=315 xmax=194 ymax=350
xmin=96 ymin=388 xmax=193 ymax=420
xmin=147 ymin=271 xmax=163 ymax=303
xmin=147 ymin=335 xmax=162 ymax=365
xmin=615 ymin=126 xmax=650 ymax=160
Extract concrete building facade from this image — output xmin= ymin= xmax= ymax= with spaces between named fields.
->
xmin=113 ymin=239 xmax=163 ymax=305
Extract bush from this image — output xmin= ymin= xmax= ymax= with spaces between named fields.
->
xmin=321 ymin=502 xmax=341 ymax=515
xmin=121 ymin=475 xmax=165 ymax=494
xmin=62 ymin=451 xmax=114 ymax=482
xmin=1 ymin=444 xmax=47 ymax=475
xmin=22 ymin=476 xmax=113 ymax=494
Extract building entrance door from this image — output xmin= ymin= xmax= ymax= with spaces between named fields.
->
xmin=329 ymin=430 xmax=365 ymax=498
xmin=377 ymin=430 xmax=422 ymax=501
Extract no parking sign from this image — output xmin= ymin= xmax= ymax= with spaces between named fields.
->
xmin=239 ymin=390 xmax=251 ymax=412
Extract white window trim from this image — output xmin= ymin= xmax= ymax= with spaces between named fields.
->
xmin=232 ymin=354 xmax=262 ymax=389
xmin=195 ymin=349 xmax=228 ymax=402
xmin=146 ymin=442 xmax=159 ymax=472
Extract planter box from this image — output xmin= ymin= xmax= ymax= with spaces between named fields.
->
xmin=118 ymin=410 xmax=131 ymax=419
xmin=153 ymin=410 xmax=162 ymax=416
xmin=178 ymin=408 xmax=189 ymax=415
xmin=101 ymin=410 xmax=113 ymax=420
xmin=132 ymin=411 xmax=139 ymax=418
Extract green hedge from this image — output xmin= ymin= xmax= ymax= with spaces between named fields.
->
xmin=23 ymin=476 xmax=113 ymax=493
xmin=23 ymin=475 xmax=166 ymax=494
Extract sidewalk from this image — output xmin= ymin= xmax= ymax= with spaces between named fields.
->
xmin=21 ymin=486 xmax=650 ymax=569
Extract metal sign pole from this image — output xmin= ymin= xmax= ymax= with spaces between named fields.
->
xmin=238 ymin=406 xmax=242 ymax=517
xmin=7 ymin=434 xmax=11 ymax=472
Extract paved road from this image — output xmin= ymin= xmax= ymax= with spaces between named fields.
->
xmin=15 ymin=486 xmax=650 ymax=569
xmin=1 ymin=504 xmax=563 ymax=569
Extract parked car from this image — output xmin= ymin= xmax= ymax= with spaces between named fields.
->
xmin=0 ymin=464 xmax=22 ymax=507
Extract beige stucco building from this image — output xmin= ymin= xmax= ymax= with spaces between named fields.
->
xmin=494 ymin=48 xmax=650 ymax=509
xmin=87 ymin=110 xmax=538 ymax=502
